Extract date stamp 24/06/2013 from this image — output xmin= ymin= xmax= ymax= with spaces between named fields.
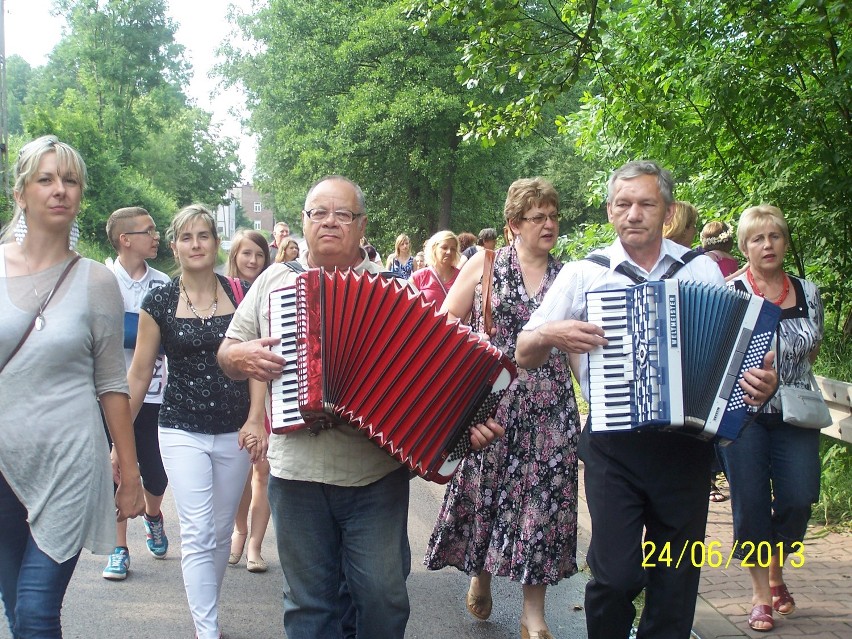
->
xmin=641 ymin=540 xmax=805 ymax=569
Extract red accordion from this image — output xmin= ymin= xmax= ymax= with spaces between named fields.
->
xmin=268 ymin=268 xmax=516 ymax=483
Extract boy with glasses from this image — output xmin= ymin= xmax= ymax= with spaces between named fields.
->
xmin=102 ymin=207 xmax=171 ymax=579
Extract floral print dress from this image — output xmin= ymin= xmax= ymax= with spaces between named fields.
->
xmin=424 ymin=244 xmax=581 ymax=584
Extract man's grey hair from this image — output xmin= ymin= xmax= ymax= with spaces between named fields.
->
xmin=607 ymin=160 xmax=675 ymax=207
xmin=304 ymin=175 xmax=366 ymax=214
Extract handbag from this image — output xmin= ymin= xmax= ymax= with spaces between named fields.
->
xmin=774 ymin=320 xmax=832 ymax=429
xmin=778 ymin=372 xmax=833 ymax=429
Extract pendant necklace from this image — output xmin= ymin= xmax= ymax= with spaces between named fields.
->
xmin=180 ymin=276 xmax=218 ymax=320
xmin=747 ymin=268 xmax=790 ymax=306
xmin=23 ymin=250 xmax=60 ymax=331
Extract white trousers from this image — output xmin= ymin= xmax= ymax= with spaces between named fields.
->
xmin=159 ymin=428 xmax=250 ymax=639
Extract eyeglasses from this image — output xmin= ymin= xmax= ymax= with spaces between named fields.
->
xmin=520 ymin=213 xmax=560 ymax=225
xmin=123 ymin=229 xmax=161 ymax=239
xmin=303 ymin=208 xmax=363 ymax=225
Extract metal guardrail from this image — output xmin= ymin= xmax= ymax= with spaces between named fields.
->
xmin=814 ymin=375 xmax=852 ymax=445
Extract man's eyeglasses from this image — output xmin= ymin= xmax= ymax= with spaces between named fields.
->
xmin=123 ymin=229 xmax=161 ymax=239
xmin=520 ymin=213 xmax=560 ymax=225
xmin=303 ymin=208 xmax=363 ymax=225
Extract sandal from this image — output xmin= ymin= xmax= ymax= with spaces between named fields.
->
xmin=465 ymin=587 xmax=492 ymax=621
xmin=709 ymin=483 xmax=728 ymax=503
xmin=748 ymin=604 xmax=774 ymax=632
xmin=771 ymin=583 xmax=796 ymax=615
xmin=520 ymin=623 xmax=555 ymax=639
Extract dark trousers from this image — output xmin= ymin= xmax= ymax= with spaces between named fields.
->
xmin=104 ymin=403 xmax=168 ymax=497
xmin=268 ymin=468 xmax=411 ymax=639
xmin=579 ymin=425 xmax=714 ymax=639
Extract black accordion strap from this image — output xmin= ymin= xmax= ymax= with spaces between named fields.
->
xmin=584 ymin=249 xmax=701 ymax=284
xmin=583 ymin=253 xmax=611 ymax=269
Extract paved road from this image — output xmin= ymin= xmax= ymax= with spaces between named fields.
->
xmin=1 ymin=477 xmax=589 ymax=638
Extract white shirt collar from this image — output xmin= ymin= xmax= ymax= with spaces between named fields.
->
xmin=111 ymin=257 xmax=151 ymax=289
xmin=606 ymin=237 xmax=690 ymax=278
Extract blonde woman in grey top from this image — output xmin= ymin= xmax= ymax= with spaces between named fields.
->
xmin=0 ymin=136 xmax=144 ymax=636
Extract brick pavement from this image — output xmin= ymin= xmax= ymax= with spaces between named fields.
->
xmin=577 ymin=464 xmax=852 ymax=639
xmin=694 ymin=478 xmax=852 ymax=639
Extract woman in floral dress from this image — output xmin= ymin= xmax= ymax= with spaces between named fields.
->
xmin=425 ymin=178 xmax=581 ymax=639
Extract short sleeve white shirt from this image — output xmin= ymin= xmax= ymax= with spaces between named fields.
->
xmin=109 ymin=258 xmax=170 ymax=403
xmin=524 ymin=238 xmax=724 ymax=400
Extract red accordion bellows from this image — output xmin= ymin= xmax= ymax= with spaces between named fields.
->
xmin=292 ymin=268 xmax=516 ymax=483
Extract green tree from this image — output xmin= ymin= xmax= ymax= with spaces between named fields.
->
xmin=6 ymin=0 xmax=242 ymax=245
xmin=132 ymin=108 xmax=242 ymax=208
xmin=233 ymin=201 xmax=253 ymax=232
xmin=5 ymin=56 xmax=34 ymax=135
xmin=410 ymin=0 xmax=602 ymax=143
xmin=21 ymin=101 xmax=176 ymax=247
xmin=51 ymin=0 xmax=189 ymax=161
xmin=222 ymin=0 xmax=530 ymax=253
xmin=415 ymin=0 xmax=852 ymax=327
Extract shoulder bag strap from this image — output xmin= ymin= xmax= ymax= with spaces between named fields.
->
xmin=228 ymin=277 xmax=245 ymax=304
xmin=480 ymin=249 xmax=496 ymax=334
xmin=0 ymin=254 xmax=81 ymax=375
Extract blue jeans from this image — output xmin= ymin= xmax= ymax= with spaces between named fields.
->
xmin=719 ymin=414 xmax=820 ymax=559
xmin=0 ymin=472 xmax=80 ymax=638
xmin=268 ymin=467 xmax=411 ymax=639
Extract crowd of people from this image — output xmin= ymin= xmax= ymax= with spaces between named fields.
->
xmin=1 ymin=134 xmax=828 ymax=639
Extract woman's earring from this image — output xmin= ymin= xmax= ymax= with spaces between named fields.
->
xmin=14 ymin=211 xmax=28 ymax=245
xmin=69 ymin=219 xmax=80 ymax=251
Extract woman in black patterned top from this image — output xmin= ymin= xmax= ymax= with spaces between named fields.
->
xmin=127 ymin=205 xmax=266 ymax=639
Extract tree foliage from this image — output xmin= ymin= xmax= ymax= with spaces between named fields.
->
xmin=415 ymin=0 xmax=852 ymax=327
xmin=411 ymin=0 xmax=602 ymax=143
xmin=221 ymin=0 xmax=541 ymax=253
xmin=4 ymin=0 xmax=242 ymax=248
xmin=50 ymin=0 xmax=189 ymax=161
xmin=5 ymin=56 xmax=33 ymax=136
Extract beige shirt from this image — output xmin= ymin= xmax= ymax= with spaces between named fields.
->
xmin=225 ymin=255 xmax=403 ymax=486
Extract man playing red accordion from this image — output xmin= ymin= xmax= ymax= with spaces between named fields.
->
xmin=218 ymin=175 xmax=503 ymax=639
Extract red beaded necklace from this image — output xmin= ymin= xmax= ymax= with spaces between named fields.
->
xmin=746 ymin=268 xmax=790 ymax=305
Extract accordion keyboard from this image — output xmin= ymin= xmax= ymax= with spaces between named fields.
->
xmin=268 ymin=285 xmax=303 ymax=433
xmin=587 ymin=283 xmax=679 ymax=432
xmin=586 ymin=280 xmax=781 ymax=442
